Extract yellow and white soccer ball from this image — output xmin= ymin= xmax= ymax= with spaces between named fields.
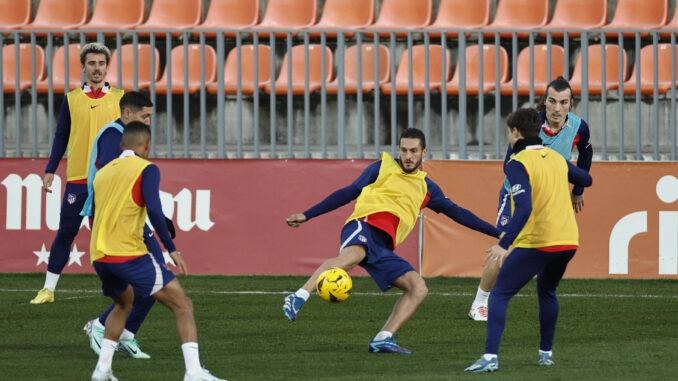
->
xmin=316 ymin=268 xmax=352 ymax=303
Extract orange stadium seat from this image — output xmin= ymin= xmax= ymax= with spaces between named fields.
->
xmin=542 ymin=0 xmax=607 ymax=37
xmin=207 ymin=45 xmax=272 ymax=95
xmin=623 ymin=44 xmax=678 ymax=94
xmin=81 ymin=0 xmax=145 ymax=34
xmin=195 ymin=0 xmax=260 ymax=37
xmin=427 ymin=0 xmax=490 ymax=36
xmin=569 ymin=44 xmax=628 ymax=94
xmin=2 ymin=44 xmax=45 ymax=92
xmin=363 ymin=0 xmax=432 ymax=37
xmin=326 ymin=44 xmax=390 ymax=94
xmin=307 ymin=0 xmax=374 ymax=37
xmin=106 ymin=45 xmax=161 ymax=91
xmin=483 ymin=0 xmax=549 ymax=38
xmin=602 ymin=0 xmax=668 ymax=37
xmin=136 ymin=0 xmax=202 ymax=35
xmin=500 ymin=44 xmax=565 ymax=95
xmin=659 ymin=6 xmax=678 ymax=37
xmin=252 ymin=0 xmax=317 ymax=38
xmin=155 ymin=44 xmax=217 ymax=94
xmin=22 ymin=0 xmax=88 ymax=31
xmin=264 ymin=44 xmax=333 ymax=95
xmin=446 ymin=44 xmax=509 ymax=94
xmin=380 ymin=45 xmax=450 ymax=95
xmin=36 ymin=44 xmax=83 ymax=93
xmin=0 ymin=0 xmax=31 ymax=30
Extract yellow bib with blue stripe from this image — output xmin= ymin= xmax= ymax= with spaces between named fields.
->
xmin=90 ymin=155 xmax=150 ymax=263
xmin=346 ymin=152 xmax=427 ymax=247
xmin=510 ymin=147 xmax=579 ymax=248
xmin=66 ymin=87 xmax=123 ymax=181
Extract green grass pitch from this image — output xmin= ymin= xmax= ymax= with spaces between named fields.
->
xmin=1 ymin=274 xmax=677 ymax=380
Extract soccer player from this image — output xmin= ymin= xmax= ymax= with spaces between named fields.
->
xmin=89 ymin=122 xmax=224 ymax=381
xmin=467 ymin=76 xmax=593 ymax=321
xmin=31 ymin=43 xmax=124 ymax=304
xmin=81 ymin=91 xmax=169 ymax=359
xmin=464 ymin=108 xmax=592 ymax=373
xmin=284 ymin=128 xmax=503 ymax=354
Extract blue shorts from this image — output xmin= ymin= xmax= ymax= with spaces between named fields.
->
xmin=93 ymin=253 xmax=175 ymax=300
xmin=340 ymin=219 xmax=415 ymax=292
xmin=496 ymin=187 xmax=512 ymax=228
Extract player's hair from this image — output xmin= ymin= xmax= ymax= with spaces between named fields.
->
xmin=79 ymin=43 xmax=111 ymax=66
xmin=506 ymin=108 xmax=541 ymax=138
xmin=399 ymin=128 xmax=427 ymax=149
xmin=537 ymin=75 xmax=573 ymax=111
xmin=121 ymin=121 xmax=151 ymax=148
xmin=119 ymin=91 xmax=153 ymax=112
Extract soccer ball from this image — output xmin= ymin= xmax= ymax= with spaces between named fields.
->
xmin=316 ymin=268 xmax=352 ymax=303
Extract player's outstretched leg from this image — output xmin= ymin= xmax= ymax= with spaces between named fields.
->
xmin=468 ymin=259 xmax=501 ymax=321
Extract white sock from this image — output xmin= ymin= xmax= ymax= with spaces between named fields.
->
xmin=482 ymin=353 xmax=498 ymax=361
xmin=539 ymin=349 xmax=552 ymax=356
xmin=94 ymin=318 xmax=106 ymax=330
xmin=96 ymin=339 xmax=117 ymax=372
xmin=43 ymin=271 xmax=60 ymax=292
xmin=295 ymin=288 xmax=310 ymax=301
xmin=473 ymin=287 xmax=490 ymax=306
xmin=181 ymin=342 xmax=202 ymax=374
xmin=373 ymin=330 xmax=393 ymax=341
xmin=119 ymin=329 xmax=134 ymax=341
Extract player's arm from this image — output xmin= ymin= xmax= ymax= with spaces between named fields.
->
xmin=572 ymin=119 xmax=593 ymax=196
xmin=496 ymin=161 xmax=532 ymax=250
xmin=43 ymin=98 xmax=71 ymax=192
xmin=567 ymin=161 xmax=593 ymax=189
xmin=287 ymin=161 xmax=381 ymax=227
xmin=424 ymin=178 xmax=503 ymax=238
xmin=96 ymin=129 xmax=122 ymax=169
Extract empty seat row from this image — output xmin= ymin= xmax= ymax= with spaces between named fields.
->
xmin=3 ymin=42 xmax=677 ymax=96
xmin=3 ymin=0 xmax=678 ymax=38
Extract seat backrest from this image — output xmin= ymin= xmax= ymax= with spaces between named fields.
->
xmin=0 ymin=0 xmax=31 ymax=28
xmin=224 ymin=45 xmax=272 ymax=87
xmin=491 ymin=0 xmax=549 ymax=26
xmin=376 ymin=0 xmax=432 ymax=26
xmin=608 ymin=0 xmax=668 ymax=27
xmin=515 ymin=45 xmax=565 ymax=84
xmin=629 ymin=44 xmax=678 ymax=85
xmin=456 ymin=45 xmax=509 ymax=84
xmin=203 ymin=0 xmax=259 ymax=26
xmin=394 ymin=45 xmax=450 ymax=84
xmin=46 ymin=44 xmax=83 ymax=86
xmin=318 ymin=0 xmax=373 ymax=26
xmin=571 ymin=44 xmax=628 ymax=84
xmin=277 ymin=45 xmax=333 ymax=84
xmin=261 ymin=0 xmax=317 ymax=27
xmin=146 ymin=0 xmax=202 ymax=26
xmin=549 ymin=0 xmax=607 ymax=27
xmin=107 ymin=45 xmax=161 ymax=88
xmin=435 ymin=0 xmax=490 ymax=27
xmin=2 ymin=44 xmax=45 ymax=85
xmin=342 ymin=44 xmax=390 ymax=84
xmin=88 ymin=0 xmax=145 ymax=26
xmin=164 ymin=44 xmax=217 ymax=84
xmin=30 ymin=0 xmax=88 ymax=27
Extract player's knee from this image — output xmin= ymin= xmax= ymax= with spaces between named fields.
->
xmin=412 ymin=279 xmax=428 ymax=300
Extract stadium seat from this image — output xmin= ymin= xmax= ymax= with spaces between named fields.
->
xmin=380 ymin=45 xmax=450 ymax=95
xmin=207 ymin=45 xmax=272 ymax=95
xmin=36 ymin=44 xmax=83 ymax=93
xmin=264 ymin=45 xmax=333 ymax=95
xmin=326 ymin=44 xmax=390 ymax=94
xmin=427 ymin=0 xmax=490 ymax=36
xmin=22 ymin=0 xmax=88 ymax=31
xmin=307 ymin=0 xmax=374 ymax=37
xmin=659 ymin=6 xmax=678 ymax=37
xmin=136 ymin=0 xmax=202 ymax=35
xmin=2 ymin=44 xmax=45 ymax=93
xmin=446 ymin=45 xmax=509 ymax=95
xmin=155 ymin=45 xmax=217 ymax=94
xmin=623 ymin=44 xmax=678 ymax=94
xmin=569 ymin=44 xmax=628 ymax=94
xmin=81 ymin=0 xmax=145 ymax=34
xmin=0 ymin=0 xmax=31 ymax=30
xmin=500 ymin=45 xmax=565 ymax=95
xmin=542 ymin=0 xmax=607 ymax=37
xmin=363 ymin=0 xmax=432 ymax=37
xmin=482 ymin=0 xmax=549 ymax=38
xmin=106 ymin=45 xmax=161 ymax=91
xmin=252 ymin=0 xmax=317 ymax=38
xmin=602 ymin=0 xmax=668 ymax=37
xmin=195 ymin=0 xmax=259 ymax=37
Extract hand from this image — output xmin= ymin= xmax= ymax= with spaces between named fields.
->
xmin=484 ymin=244 xmax=510 ymax=267
xmin=43 ymin=173 xmax=54 ymax=193
xmin=571 ymin=193 xmax=584 ymax=213
xmin=169 ymin=251 xmax=188 ymax=276
xmin=286 ymin=213 xmax=307 ymax=227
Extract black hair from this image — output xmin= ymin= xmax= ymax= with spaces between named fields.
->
xmin=537 ymin=75 xmax=573 ymax=111
xmin=399 ymin=128 xmax=426 ymax=149
xmin=119 ymin=91 xmax=153 ymax=112
xmin=121 ymin=121 xmax=151 ymax=148
xmin=506 ymin=108 xmax=541 ymax=138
